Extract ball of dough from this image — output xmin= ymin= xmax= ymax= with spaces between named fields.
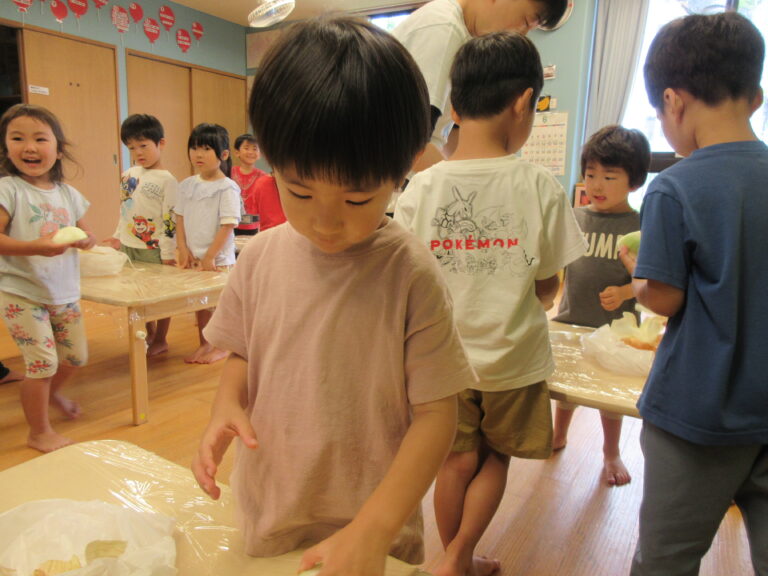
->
xmin=52 ymin=226 xmax=88 ymax=244
xmin=618 ymin=230 xmax=641 ymax=256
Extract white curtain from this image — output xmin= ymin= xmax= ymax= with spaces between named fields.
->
xmin=585 ymin=0 xmax=650 ymax=137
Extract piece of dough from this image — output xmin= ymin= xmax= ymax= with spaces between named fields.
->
xmin=52 ymin=226 xmax=88 ymax=244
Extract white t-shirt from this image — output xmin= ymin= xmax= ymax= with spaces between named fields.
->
xmin=203 ymin=219 xmax=475 ymax=562
xmin=113 ymin=165 xmax=178 ymax=261
xmin=175 ymin=175 xmax=240 ymax=267
xmin=395 ymin=156 xmax=587 ymax=391
xmin=0 ymin=176 xmax=90 ymax=305
xmin=392 ymin=0 xmax=471 ymax=148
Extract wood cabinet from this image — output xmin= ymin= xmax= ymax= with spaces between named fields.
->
xmin=127 ymin=51 xmax=247 ymax=181
xmin=21 ymin=29 xmax=121 ymax=241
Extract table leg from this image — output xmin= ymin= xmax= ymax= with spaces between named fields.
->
xmin=127 ymin=307 xmax=149 ymax=425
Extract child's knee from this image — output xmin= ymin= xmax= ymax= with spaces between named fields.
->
xmin=444 ymin=449 xmax=480 ymax=480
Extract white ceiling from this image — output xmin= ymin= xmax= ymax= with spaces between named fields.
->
xmin=171 ymin=0 xmax=422 ymax=27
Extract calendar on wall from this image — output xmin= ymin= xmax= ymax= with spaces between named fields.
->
xmin=520 ymin=112 xmax=568 ymax=176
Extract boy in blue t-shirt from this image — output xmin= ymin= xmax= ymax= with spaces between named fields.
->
xmin=620 ymin=12 xmax=768 ymax=575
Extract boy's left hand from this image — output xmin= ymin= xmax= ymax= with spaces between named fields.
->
xmin=298 ymin=522 xmax=389 ymax=576
xmin=618 ymin=245 xmax=637 ymax=275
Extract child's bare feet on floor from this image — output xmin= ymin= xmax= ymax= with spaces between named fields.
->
xmin=28 ymin=430 xmax=73 ymax=453
xmin=184 ymin=343 xmax=227 ymax=364
xmin=603 ymin=456 xmax=631 ymax=486
xmin=51 ymin=393 xmax=82 ymax=419
xmin=0 ymin=369 xmax=23 ymax=385
xmin=433 ymin=555 xmax=501 ymax=576
xmin=147 ymin=340 xmax=169 ymax=357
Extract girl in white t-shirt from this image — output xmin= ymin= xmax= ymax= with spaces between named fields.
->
xmin=0 ymin=104 xmax=97 ymax=453
xmin=175 ymin=123 xmax=240 ymax=364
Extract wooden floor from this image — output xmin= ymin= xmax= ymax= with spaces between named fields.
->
xmin=0 ymin=303 xmax=754 ymax=575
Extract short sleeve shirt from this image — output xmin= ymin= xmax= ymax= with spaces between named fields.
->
xmin=203 ymin=219 xmax=476 ymax=561
xmin=0 ymin=176 xmax=89 ymax=304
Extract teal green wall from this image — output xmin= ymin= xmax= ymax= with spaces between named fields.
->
xmin=529 ymin=0 xmax=597 ymax=196
xmin=1 ymin=0 xmax=246 ymax=144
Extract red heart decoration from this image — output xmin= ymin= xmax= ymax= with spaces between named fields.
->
xmin=192 ymin=21 xmax=204 ymax=41
xmin=129 ymin=2 xmax=143 ymax=23
xmin=143 ymin=17 xmax=160 ymax=44
xmin=176 ymin=28 xmax=191 ymax=53
xmin=12 ymin=0 xmax=34 ymax=13
xmin=67 ymin=0 xmax=87 ymax=17
xmin=159 ymin=5 xmax=175 ymax=31
xmin=50 ymin=0 xmax=68 ymax=21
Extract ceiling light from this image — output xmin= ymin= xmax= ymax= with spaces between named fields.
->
xmin=248 ymin=0 xmax=295 ymax=27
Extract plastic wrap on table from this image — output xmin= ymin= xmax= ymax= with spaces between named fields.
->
xmin=548 ymin=322 xmax=645 ymax=416
xmin=79 ymin=263 xmax=230 ymax=310
xmin=0 ymin=441 xmax=426 ymax=576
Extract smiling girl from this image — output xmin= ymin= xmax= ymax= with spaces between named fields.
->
xmin=175 ymin=123 xmax=240 ymax=364
xmin=0 ymin=103 xmax=97 ymax=453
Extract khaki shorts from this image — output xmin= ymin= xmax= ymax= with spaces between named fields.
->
xmin=453 ymin=381 xmax=553 ymax=459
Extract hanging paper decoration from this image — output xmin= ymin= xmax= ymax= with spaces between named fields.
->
xmin=176 ymin=28 xmax=191 ymax=53
xmin=67 ymin=0 xmax=87 ymax=18
xmin=50 ymin=0 xmax=68 ymax=22
xmin=12 ymin=0 xmax=34 ymax=13
xmin=92 ymin=0 xmax=107 ymax=22
xmin=143 ymin=17 xmax=160 ymax=45
xmin=192 ymin=21 xmax=204 ymax=43
xmin=111 ymin=4 xmax=129 ymax=35
xmin=159 ymin=5 xmax=175 ymax=40
xmin=129 ymin=2 xmax=143 ymax=23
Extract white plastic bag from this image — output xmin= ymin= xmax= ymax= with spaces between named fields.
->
xmin=0 ymin=499 xmax=176 ymax=575
xmin=79 ymin=247 xmax=130 ymax=277
xmin=581 ymin=325 xmax=655 ymax=377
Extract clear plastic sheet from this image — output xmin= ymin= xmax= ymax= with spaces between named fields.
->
xmin=79 ymin=263 xmax=229 ymax=309
xmin=548 ymin=321 xmax=645 ymax=417
xmin=0 ymin=441 xmax=426 ymax=576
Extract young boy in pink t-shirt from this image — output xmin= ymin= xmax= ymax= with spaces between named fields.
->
xmin=192 ymin=17 xmax=475 ymax=576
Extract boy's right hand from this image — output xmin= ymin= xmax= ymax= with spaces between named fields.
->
xmin=192 ymin=409 xmax=259 ymax=500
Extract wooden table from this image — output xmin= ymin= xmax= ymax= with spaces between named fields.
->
xmin=548 ymin=321 xmax=646 ymax=417
xmin=80 ymin=263 xmax=229 ymax=425
xmin=0 ymin=440 xmax=426 ymax=576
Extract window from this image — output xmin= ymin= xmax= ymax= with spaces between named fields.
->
xmin=369 ymin=10 xmax=413 ymax=32
xmin=620 ymin=0 xmax=768 ymax=209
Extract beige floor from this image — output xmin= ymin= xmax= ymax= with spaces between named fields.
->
xmin=0 ymin=302 xmax=754 ymax=575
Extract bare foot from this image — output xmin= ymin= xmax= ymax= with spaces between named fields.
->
xmin=603 ymin=456 xmax=631 ymax=486
xmin=28 ymin=430 xmax=73 ymax=453
xmin=0 ymin=369 xmax=24 ymax=385
xmin=147 ymin=340 xmax=169 ymax=357
xmin=185 ymin=343 xmax=227 ymax=364
xmin=195 ymin=345 xmax=228 ymax=364
xmin=51 ymin=393 xmax=82 ymax=419
xmin=433 ymin=555 xmax=501 ymax=576
xmin=472 ymin=557 xmax=501 ymax=576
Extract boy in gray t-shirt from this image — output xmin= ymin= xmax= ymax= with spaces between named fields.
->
xmin=552 ymin=125 xmax=650 ymax=487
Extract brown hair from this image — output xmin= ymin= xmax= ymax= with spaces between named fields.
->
xmin=0 ymin=103 xmax=76 ymax=183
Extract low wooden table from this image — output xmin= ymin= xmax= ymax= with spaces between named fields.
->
xmin=0 ymin=440 xmax=426 ymax=576
xmin=548 ymin=321 xmax=646 ymax=418
xmin=80 ymin=263 xmax=229 ymax=425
